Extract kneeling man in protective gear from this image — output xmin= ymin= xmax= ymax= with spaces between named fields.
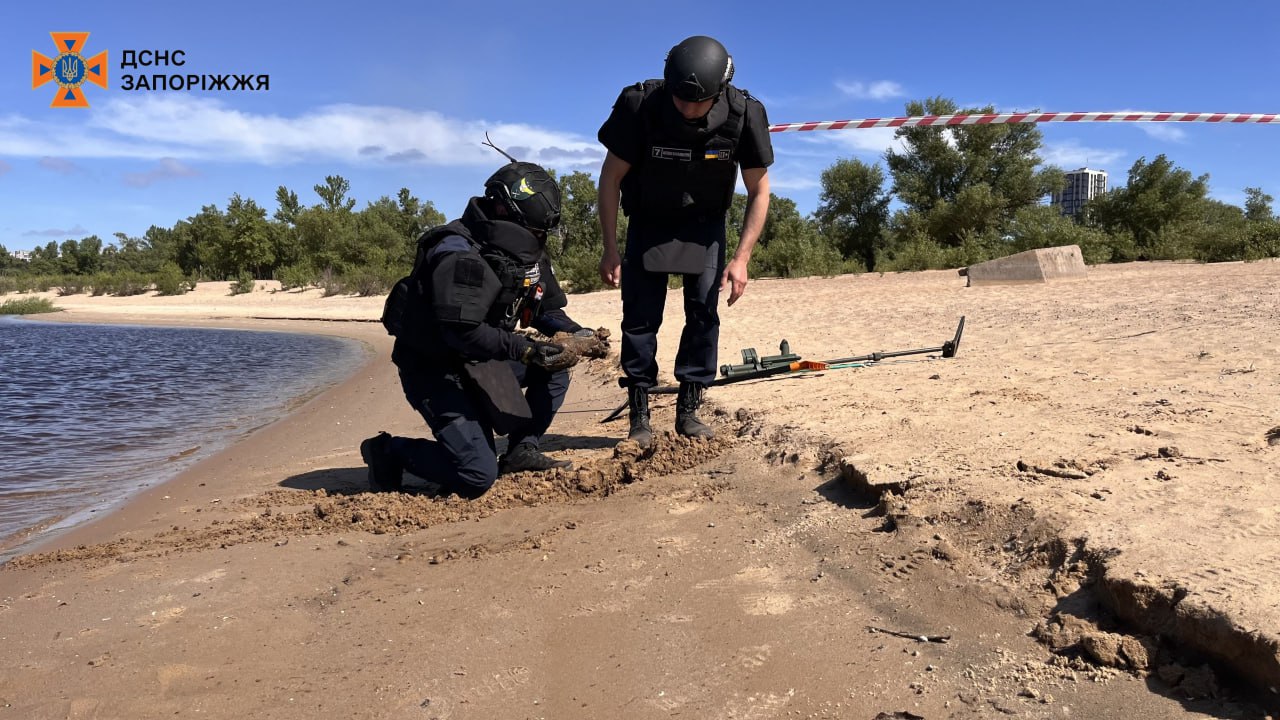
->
xmin=363 ymin=162 xmax=607 ymax=498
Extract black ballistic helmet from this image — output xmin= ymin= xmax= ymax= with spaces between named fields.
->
xmin=484 ymin=162 xmax=561 ymax=233
xmin=664 ymin=35 xmax=734 ymax=102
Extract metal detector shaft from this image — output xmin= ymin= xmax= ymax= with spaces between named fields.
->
xmin=826 ymin=316 xmax=965 ymax=364
xmin=600 ymin=317 xmax=965 ymax=423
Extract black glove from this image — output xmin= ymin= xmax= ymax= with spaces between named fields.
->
xmin=521 ymin=340 xmax=578 ymax=372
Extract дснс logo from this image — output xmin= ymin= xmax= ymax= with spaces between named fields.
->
xmin=32 ymin=32 xmax=108 ymax=108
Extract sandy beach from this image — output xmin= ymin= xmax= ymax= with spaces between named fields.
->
xmin=2 ymin=261 xmax=1279 ymax=719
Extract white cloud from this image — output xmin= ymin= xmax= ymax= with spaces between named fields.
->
xmin=1102 ymin=109 xmax=1190 ymax=143
xmin=765 ymin=173 xmax=822 ymax=192
xmin=765 ymin=130 xmax=903 ymax=206
xmin=0 ymin=114 xmax=175 ymax=159
xmin=784 ymin=126 xmax=906 ymax=157
xmin=835 ymin=80 xmax=907 ymax=101
xmin=122 ymin=158 xmax=200 ymax=188
xmin=1040 ymin=140 xmax=1126 ymax=169
xmin=0 ymin=95 xmax=605 ymax=169
xmin=1137 ymin=124 xmax=1188 ymax=142
xmin=24 ymin=224 xmax=88 ymax=237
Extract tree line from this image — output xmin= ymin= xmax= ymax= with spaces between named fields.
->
xmin=3 ymin=96 xmax=1277 ymax=298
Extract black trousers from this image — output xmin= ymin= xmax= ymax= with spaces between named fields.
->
xmin=620 ymin=218 xmax=726 ymax=388
xmin=390 ymin=362 xmax=569 ymax=497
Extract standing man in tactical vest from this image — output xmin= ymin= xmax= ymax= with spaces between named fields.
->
xmin=596 ymin=35 xmax=775 ymax=448
xmin=362 ymin=162 xmax=606 ymax=498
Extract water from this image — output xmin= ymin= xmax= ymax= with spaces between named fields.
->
xmin=0 ymin=317 xmax=366 ymax=560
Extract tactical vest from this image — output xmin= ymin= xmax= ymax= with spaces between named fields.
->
xmin=621 ymin=80 xmax=747 ymax=221
xmin=424 ymin=222 xmax=527 ymax=331
xmin=382 ymin=219 xmax=566 ymax=342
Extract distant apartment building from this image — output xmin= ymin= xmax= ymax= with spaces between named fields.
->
xmin=9 ymin=249 xmax=32 ymax=262
xmin=1051 ymin=168 xmax=1108 ymax=219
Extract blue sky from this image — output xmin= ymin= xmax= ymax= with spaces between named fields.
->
xmin=4 ymin=1 xmax=1278 ymax=251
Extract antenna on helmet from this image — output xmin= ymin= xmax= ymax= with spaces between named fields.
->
xmin=482 ymin=132 xmax=520 ymax=163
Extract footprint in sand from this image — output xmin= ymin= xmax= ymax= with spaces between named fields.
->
xmin=156 ymin=664 xmax=202 ymax=695
xmin=64 ymin=698 xmax=102 ymax=719
xmin=878 ymin=549 xmax=932 ymax=583
xmin=741 ymin=592 xmax=796 ymax=616
xmin=136 ymin=599 xmax=187 ymax=626
xmin=654 ymin=535 xmax=693 ymax=555
xmin=689 ymin=566 xmax=799 ymax=615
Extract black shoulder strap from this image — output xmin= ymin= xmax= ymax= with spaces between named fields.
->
xmin=719 ymin=85 xmax=749 ymax=144
xmin=413 ymin=220 xmax=475 ymax=276
xmin=636 ymin=79 xmax=666 ymax=123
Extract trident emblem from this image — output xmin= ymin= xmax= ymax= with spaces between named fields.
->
xmin=32 ymin=32 xmax=108 ymax=108
xmin=59 ymin=56 xmax=80 ymax=82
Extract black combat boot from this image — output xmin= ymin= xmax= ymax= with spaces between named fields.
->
xmin=499 ymin=442 xmax=572 ymax=474
xmin=675 ymin=382 xmax=714 ymax=439
xmin=359 ymin=431 xmax=403 ymax=492
xmin=627 ymin=386 xmax=653 ymax=448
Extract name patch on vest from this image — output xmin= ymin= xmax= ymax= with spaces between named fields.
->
xmin=651 ymin=146 xmax=692 ymax=161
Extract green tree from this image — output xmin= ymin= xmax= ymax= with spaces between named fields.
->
xmin=269 ymin=187 xmax=303 ymax=273
xmin=1006 ymin=205 xmax=1117 ymax=265
xmin=314 ymin=175 xmax=356 ymax=213
xmin=162 ymin=222 xmax=206 ymax=277
xmin=815 ymin=158 xmax=890 ymax=271
xmin=749 ymin=195 xmax=845 ymax=278
xmin=725 ymin=193 xmax=749 ymax=261
xmin=885 ymin=96 xmax=1064 ymax=247
xmin=1186 ymin=199 xmax=1248 ymax=262
xmin=1241 ymin=186 xmax=1280 ymax=261
xmin=56 ymin=235 xmax=103 ymax=275
xmin=1244 ymin=187 xmax=1275 ymax=222
xmin=1245 ymin=219 xmax=1280 ymax=260
xmin=549 ymin=170 xmax=609 ymax=292
xmin=351 ymin=196 xmax=409 ymax=275
xmin=142 ymin=224 xmax=199 ymax=275
xmin=274 ymin=185 xmax=301 ymax=224
xmin=77 ymin=237 xmax=103 ymax=274
xmin=0 ymin=244 xmax=14 ymax=272
xmin=1087 ymin=155 xmax=1211 ymax=259
xmin=28 ymin=242 xmax=62 ymax=275
xmin=295 ymin=178 xmax=360 ymax=275
xmin=103 ymin=232 xmax=161 ymax=274
xmin=392 ymin=188 xmax=445 ymax=267
xmin=225 ymin=194 xmax=276 ymax=277
xmin=58 ymin=240 xmax=80 ymax=274
xmin=188 ymin=204 xmax=232 ymax=278
xmin=396 ymin=188 xmax=444 ymax=237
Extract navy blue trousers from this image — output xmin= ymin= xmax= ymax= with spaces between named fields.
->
xmin=389 ymin=362 xmax=569 ymax=497
xmin=620 ymin=220 xmax=726 ymax=388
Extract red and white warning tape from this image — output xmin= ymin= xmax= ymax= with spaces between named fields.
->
xmin=769 ymin=112 xmax=1280 ymax=133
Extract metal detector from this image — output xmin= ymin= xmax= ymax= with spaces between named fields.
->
xmin=600 ymin=317 xmax=965 ymax=423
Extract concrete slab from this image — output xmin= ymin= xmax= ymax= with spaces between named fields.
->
xmin=965 ymin=245 xmax=1088 ymax=287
